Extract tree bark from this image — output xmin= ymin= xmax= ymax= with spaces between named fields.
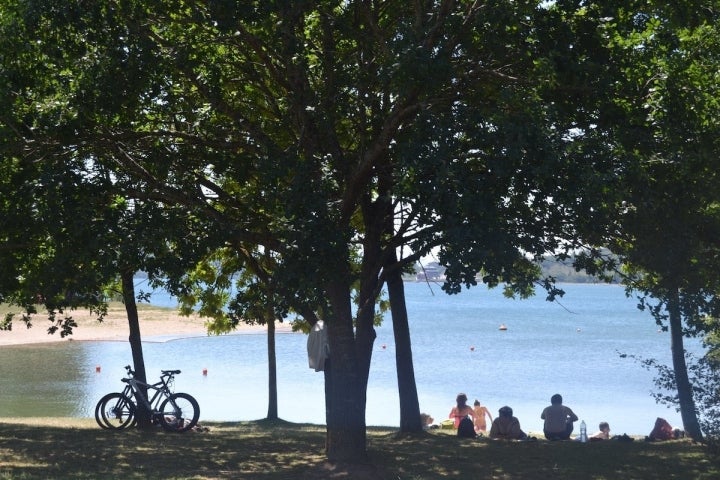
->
xmin=667 ymin=287 xmax=702 ymax=440
xmin=385 ymin=254 xmax=422 ymax=433
xmin=324 ymin=281 xmax=368 ymax=463
xmin=266 ymin=307 xmax=278 ymax=420
xmin=121 ymin=269 xmax=151 ymax=428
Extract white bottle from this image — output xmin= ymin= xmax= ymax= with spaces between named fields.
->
xmin=580 ymin=420 xmax=587 ymax=443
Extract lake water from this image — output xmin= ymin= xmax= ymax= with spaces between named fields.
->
xmin=0 ymin=281 xmax=700 ymax=436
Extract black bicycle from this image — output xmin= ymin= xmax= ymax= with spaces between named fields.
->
xmin=95 ymin=365 xmax=200 ymax=433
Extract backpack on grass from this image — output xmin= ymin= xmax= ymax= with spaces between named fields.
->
xmin=457 ymin=417 xmax=476 ymax=438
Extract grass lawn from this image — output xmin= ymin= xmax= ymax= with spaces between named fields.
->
xmin=0 ymin=418 xmax=718 ymax=479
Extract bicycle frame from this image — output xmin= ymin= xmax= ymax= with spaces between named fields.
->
xmin=121 ymin=367 xmax=177 ymax=417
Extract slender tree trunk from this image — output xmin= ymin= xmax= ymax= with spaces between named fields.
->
xmin=356 ymin=193 xmax=381 ymax=390
xmin=266 ymin=307 xmax=278 ymax=420
xmin=325 ymin=281 xmax=368 ymax=463
xmin=385 ymin=254 xmax=422 ymax=433
xmin=668 ymin=287 xmax=702 ymax=440
xmin=324 ymin=357 xmax=331 ymax=428
xmin=120 ymin=269 xmax=150 ymax=428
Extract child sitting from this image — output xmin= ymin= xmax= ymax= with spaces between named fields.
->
xmin=589 ymin=422 xmax=611 ymax=441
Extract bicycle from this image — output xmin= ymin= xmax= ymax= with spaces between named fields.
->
xmin=95 ymin=365 xmax=200 ymax=433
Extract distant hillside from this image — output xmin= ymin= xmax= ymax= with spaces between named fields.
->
xmin=413 ymin=257 xmax=619 ymax=284
xmin=538 ymin=257 xmax=617 ymax=283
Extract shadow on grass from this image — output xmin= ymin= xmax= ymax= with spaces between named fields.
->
xmin=1 ymin=420 xmax=719 ymax=479
xmin=381 ymin=431 xmax=720 ymax=480
xmin=0 ymin=420 xmax=326 ymax=479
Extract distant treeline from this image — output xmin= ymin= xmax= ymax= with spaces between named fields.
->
xmin=135 ymin=257 xmax=617 ymax=286
xmin=412 ymin=256 xmax=620 ymax=284
xmin=538 ymin=257 xmax=619 ymax=284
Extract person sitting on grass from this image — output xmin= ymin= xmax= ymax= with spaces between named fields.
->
xmin=647 ymin=417 xmax=683 ymax=441
xmin=420 ymin=412 xmax=436 ymax=430
xmin=448 ymin=393 xmax=476 ymax=429
xmin=489 ymin=406 xmax=527 ymax=440
xmin=541 ymin=393 xmax=578 ymax=441
xmin=589 ymin=422 xmax=611 ymax=441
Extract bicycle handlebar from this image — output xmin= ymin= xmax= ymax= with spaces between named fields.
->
xmin=122 ymin=365 xmax=181 ymax=378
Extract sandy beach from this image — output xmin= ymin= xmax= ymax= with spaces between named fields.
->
xmin=0 ymin=303 xmax=291 ymax=346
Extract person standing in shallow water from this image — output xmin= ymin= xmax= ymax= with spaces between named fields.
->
xmin=541 ymin=393 xmax=578 ymax=440
xmin=473 ymin=399 xmax=493 ymax=433
xmin=449 ymin=393 xmax=476 ymax=429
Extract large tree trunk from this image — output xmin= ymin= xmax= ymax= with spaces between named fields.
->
xmin=385 ymin=254 xmax=422 ymax=433
xmin=120 ymin=269 xmax=150 ymax=428
xmin=325 ymin=281 xmax=368 ymax=463
xmin=266 ymin=307 xmax=278 ymax=420
xmin=668 ymin=287 xmax=702 ymax=440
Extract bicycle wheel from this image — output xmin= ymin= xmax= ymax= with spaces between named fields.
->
xmin=94 ymin=393 xmax=117 ymax=429
xmin=158 ymin=393 xmax=200 ymax=433
xmin=99 ymin=393 xmax=136 ymax=430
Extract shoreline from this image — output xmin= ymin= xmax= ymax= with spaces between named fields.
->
xmin=0 ymin=417 xmax=653 ymax=439
xmin=0 ymin=303 xmax=293 ymax=347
